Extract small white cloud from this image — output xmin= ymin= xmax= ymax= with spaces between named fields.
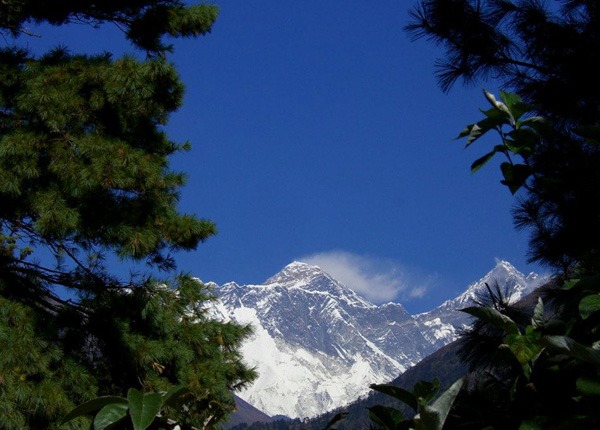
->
xmin=298 ymin=250 xmax=434 ymax=304
xmin=408 ymin=285 xmax=428 ymax=299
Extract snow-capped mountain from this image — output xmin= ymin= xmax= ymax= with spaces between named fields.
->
xmin=211 ymin=262 xmax=432 ymax=419
xmin=209 ymin=260 xmax=546 ymax=420
xmin=415 ymin=260 xmax=545 ymax=349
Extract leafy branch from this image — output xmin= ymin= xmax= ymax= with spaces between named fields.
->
xmin=368 ymin=378 xmax=464 ymax=430
xmin=457 ymin=89 xmax=550 ymax=194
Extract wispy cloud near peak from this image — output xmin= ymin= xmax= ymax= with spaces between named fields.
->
xmin=298 ymin=250 xmax=434 ymax=304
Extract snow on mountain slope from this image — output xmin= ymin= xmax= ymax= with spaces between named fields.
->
xmin=209 ymin=260 xmax=546 ymax=420
xmin=212 ymin=262 xmax=433 ymax=419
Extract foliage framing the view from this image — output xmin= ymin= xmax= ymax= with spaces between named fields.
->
xmin=0 ymin=2 xmax=256 ymax=429
xmin=362 ymin=91 xmax=600 ymax=430
xmin=361 ymin=1 xmax=600 ymax=429
xmin=447 ymin=91 xmax=600 ymax=428
xmin=369 ymin=378 xmax=464 ymax=430
xmin=61 ymin=385 xmax=190 ymax=430
xmin=407 ymin=0 xmax=600 ymax=274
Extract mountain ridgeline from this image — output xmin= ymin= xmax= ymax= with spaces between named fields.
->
xmin=209 ymin=261 xmax=545 ymax=422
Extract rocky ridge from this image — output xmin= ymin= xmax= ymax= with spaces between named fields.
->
xmin=209 ymin=260 xmax=545 ymax=419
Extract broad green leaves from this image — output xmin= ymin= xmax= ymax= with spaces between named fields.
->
xmin=560 ymin=276 xmax=600 ymax=320
xmin=541 ymin=336 xmax=600 ymax=367
xmin=461 ymin=306 xmax=519 ymax=334
xmin=370 ymin=384 xmax=421 ymax=412
xmin=368 ymin=378 xmax=463 ymax=430
xmin=505 ymin=327 xmax=543 ymax=377
xmin=576 ymin=376 xmax=600 ymax=397
xmin=458 ymin=90 xmax=549 ymax=194
xmin=414 ymin=378 xmax=464 ymax=430
xmin=531 ymin=297 xmax=545 ymax=329
xmin=127 ymin=389 xmax=163 ymax=430
xmin=499 ymin=162 xmax=532 ymax=194
xmin=60 ymin=396 xmax=128 ymax=425
xmin=579 ymin=295 xmax=600 ymax=320
xmin=462 ymin=302 xmax=544 ymax=378
xmin=322 ymin=412 xmax=349 ymax=430
xmin=463 ymin=286 xmax=600 ymax=375
xmin=94 ymin=403 xmax=129 ymax=430
xmin=368 ymin=405 xmax=405 ymax=430
xmin=61 ymin=386 xmax=189 ymax=430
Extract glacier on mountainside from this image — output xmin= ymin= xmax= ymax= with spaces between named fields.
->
xmin=210 ymin=262 xmax=430 ymax=419
xmin=208 ymin=260 xmax=546 ymax=419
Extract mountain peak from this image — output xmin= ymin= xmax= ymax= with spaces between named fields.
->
xmin=264 ymin=261 xmax=329 ymax=286
xmin=491 ymin=259 xmax=518 ymax=274
xmin=213 ymin=259 xmax=545 ymax=421
xmin=216 ymin=261 xmax=427 ymax=419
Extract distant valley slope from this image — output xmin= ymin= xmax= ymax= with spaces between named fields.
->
xmin=209 ymin=260 xmax=545 ymax=420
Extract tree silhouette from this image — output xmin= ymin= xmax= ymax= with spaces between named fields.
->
xmin=0 ymin=2 xmax=256 ymax=428
xmin=407 ymin=0 xmax=600 ymax=275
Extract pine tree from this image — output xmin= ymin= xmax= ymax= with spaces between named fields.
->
xmin=402 ymin=2 xmax=600 ymax=427
xmin=0 ymin=2 xmax=256 ymax=428
xmin=406 ymin=0 xmax=600 ymax=275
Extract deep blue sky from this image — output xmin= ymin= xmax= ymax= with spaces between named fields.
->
xmin=21 ymin=1 xmax=545 ymax=313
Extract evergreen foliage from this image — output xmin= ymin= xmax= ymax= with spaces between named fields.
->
xmin=419 ymin=93 xmax=600 ymax=428
xmin=400 ymin=90 xmax=600 ymax=429
xmin=456 ymin=282 xmax=531 ymax=373
xmin=0 ymin=2 xmax=256 ymax=428
xmin=357 ymin=1 xmax=600 ymax=428
xmin=406 ymin=0 xmax=600 ymax=274
xmin=357 ymin=92 xmax=600 ymax=429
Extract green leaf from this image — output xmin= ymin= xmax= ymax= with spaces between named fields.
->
xmin=414 ymin=405 xmax=442 ymax=430
xmin=499 ymin=90 xmax=530 ymax=121
xmin=413 ymin=379 xmax=440 ymax=406
xmin=517 ymin=115 xmax=547 ymax=128
xmin=561 ymin=275 xmax=600 ymax=293
xmin=484 ymin=89 xmax=510 ymax=116
xmin=532 ymin=297 xmax=545 ymax=329
xmin=93 ymin=403 xmax=129 ymax=430
xmin=323 ymin=412 xmax=349 ymax=430
xmin=370 ymin=383 xmax=418 ymax=412
xmin=505 ymin=128 xmax=537 ymax=156
xmin=458 ymin=114 xmax=506 ymax=146
xmin=470 ymin=151 xmax=496 ymax=173
xmin=61 ymin=396 xmax=128 ymax=424
xmin=414 ymin=378 xmax=464 ymax=430
xmin=519 ymin=417 xmax=546 ymax=429
xmin=457 ymin=122 xmax=487 ymax=145
xmin=579 ymin=295 xmax=600 ymax=320
xmin=576 ymin=376 xmax=600 ymax=396
xmin=505 ymin=331 xmax=542 ymax=365
xmin=127 ymin=388 xmax=163 ymax=430
xmin=500 ymin=162 xmax=531 ymax=194
xmin=160 ymin=385 xmax=189 ymax=407
xmin=368 ymin=405 xmax=404 ymax=430
xmin=430 ymin=378 xmax=464 ymax=415
xmin=542 ymin=335 xmax=600 ymax=366
xmin=561 ymin=278 xmax=580 ymax=290
xmin=460 ymin=306 xmax=519 ymax=334
xmin=457 ymin=123 xmax=476 ymax=139
xmin=480 ymin=105 xmax=506 ymax=120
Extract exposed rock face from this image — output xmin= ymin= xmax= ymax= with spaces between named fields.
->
xmin=209 ymin=260 xmax=545 ymax=419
